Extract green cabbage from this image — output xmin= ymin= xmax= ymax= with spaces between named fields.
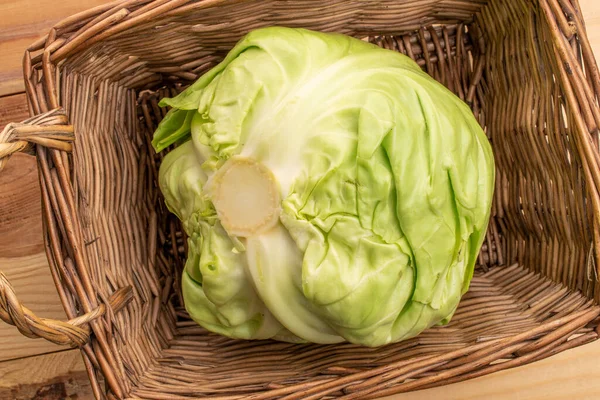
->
xmin=154 ymin=27 xmax=495 ymax=347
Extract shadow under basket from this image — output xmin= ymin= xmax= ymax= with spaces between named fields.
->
xmin=2 ymin=0 xmax=600 ymax=399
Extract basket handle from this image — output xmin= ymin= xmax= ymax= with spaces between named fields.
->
xmin=0 ymin=273 xmax=132 ymax=346
xmin=0 ymin=108 xmax=74 ymax=171
xmin=0 ymin=108 xmax=133 ymax=347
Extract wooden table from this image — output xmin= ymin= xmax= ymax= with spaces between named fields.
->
xmin=1 ymin=1 xmax=600 ymax=399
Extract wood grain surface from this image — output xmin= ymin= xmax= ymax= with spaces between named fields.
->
xmin=0 ymin=0 xmax=110 ymax=96
xmin=389 ymin=340 xmax=600 ymax=400
xmin=0 ymin=350 xmax=91 ymax=400
xmin=1 ymin=0 xmax=600 ymax=399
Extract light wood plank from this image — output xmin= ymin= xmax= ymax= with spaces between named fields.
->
xmin=0 ymin=0 xmax=110 ymax=96
xmin=0 ymin=349 xmax=91 ymax=399
xmin=581 ymin=0 xmax=600 ymax=59
xmin=0 ymin=93 xmax=29 ymax=127
xmin=0 ymin=152 xmax=40 ymax=259
xmin=391 ymin=339 xmax=600 ymax=400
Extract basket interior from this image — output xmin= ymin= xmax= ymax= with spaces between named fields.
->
xmin=39 ymin=0 xmax=600 ymax=398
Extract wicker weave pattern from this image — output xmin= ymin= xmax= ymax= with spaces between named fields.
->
xmin=0 ymin=0 xmax=599 ymax=398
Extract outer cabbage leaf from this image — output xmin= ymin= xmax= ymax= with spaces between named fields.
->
xmin=160 ymin=141 xmax=291 ymax=340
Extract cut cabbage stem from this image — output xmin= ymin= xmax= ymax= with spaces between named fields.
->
xmin=208 ymin=156 xmax=281 ymax=237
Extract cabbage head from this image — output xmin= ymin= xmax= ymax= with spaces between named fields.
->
xmin=153 ymin=27 xmax=495 ymax=347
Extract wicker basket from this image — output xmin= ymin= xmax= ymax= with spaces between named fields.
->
xmin=1 ymin=0 xmax=600 ymax=398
